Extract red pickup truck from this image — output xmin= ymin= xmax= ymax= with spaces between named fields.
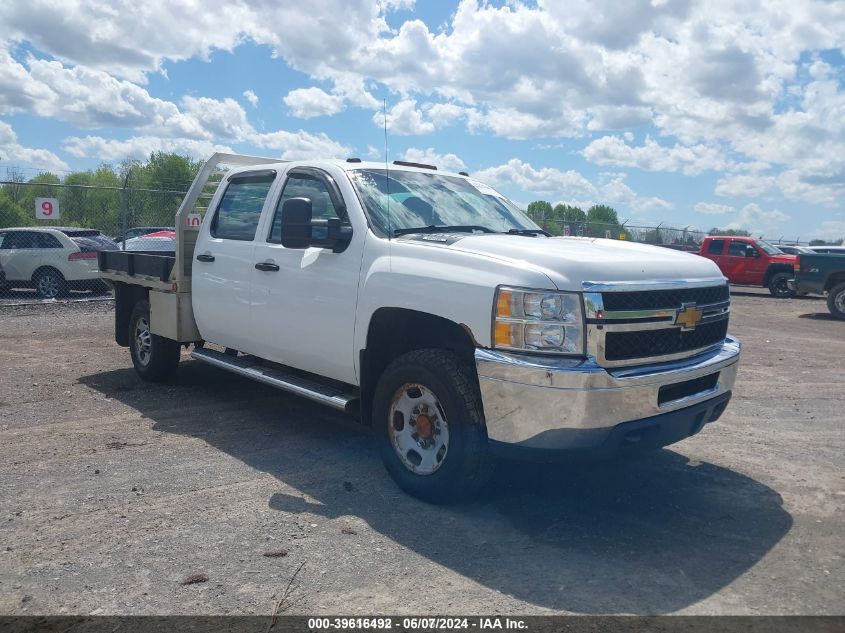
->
xmin=699 ymin=236 xmax=798 ymax=298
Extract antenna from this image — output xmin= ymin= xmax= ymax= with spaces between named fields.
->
xmin=383 ymin=98 xmax=391 ymax=240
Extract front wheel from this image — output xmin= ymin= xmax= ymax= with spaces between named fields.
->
xmin=129 ymin=300 xmax=181 ymax=381
xmin=827 ymin=282 xmax=845 ymax=320
xmin=373 ymin=349 xmax=493 ymax=503
xmin=768 ymin=272 xmax=795 ymax=298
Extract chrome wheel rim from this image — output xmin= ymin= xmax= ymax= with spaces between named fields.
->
xmin=388 ymin=383 xmax=450 ymax=475
xmin=836 ymin=290 xmax=845 ymax=313
xmin=773 ymin=277 xmax=790 ymax=296
xmin=37 ymin=273 xmax=60 ymax=298
xmin=134 ymin=317 xmax=152 ymax=366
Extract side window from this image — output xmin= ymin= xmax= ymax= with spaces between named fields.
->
xmin=728 ymin=240 xmax=748 ymax=257
xmin=34 ymin=233 xmax=62 ymax=248
xmin=210 ymin=173 xmax=275 ymax=241
xmin=6 ymin=232 xmax=36 ymax=249
xmin=268 ymin=174 xmax=340 ymax=244
xmin=0 ymin=232 xmax=7 ymax=249
xmin=707 ymin=239 xmax=725 ymax=255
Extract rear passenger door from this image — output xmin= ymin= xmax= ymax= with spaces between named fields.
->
xmin=703 ymin=239 xmax=727 ymax=275
xmin=192 ymin=169 xmax=278 ymax=351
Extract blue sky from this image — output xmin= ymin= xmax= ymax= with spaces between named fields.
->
xmin=0 ymin=0 xmax=843 ymax=240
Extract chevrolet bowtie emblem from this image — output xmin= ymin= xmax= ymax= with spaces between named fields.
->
xmin=675 ymin=303 xmax=703 ymax=331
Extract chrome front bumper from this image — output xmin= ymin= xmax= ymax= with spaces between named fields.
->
xmin=475 ymin=336 xmax=741 ymax=451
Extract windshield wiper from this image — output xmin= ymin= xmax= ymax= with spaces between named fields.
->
xmin=503 ymin=228 xmax=551 ymax=237
xmin=392 ymin=225 xmax=495 ymax=237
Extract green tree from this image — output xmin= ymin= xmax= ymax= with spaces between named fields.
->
xmin=586 ymin=204 xmax=622 ymax=238
xmin=587 ymin=204 xmax=620 ymax=225
xmin=17 ymin=173 xmax=61 ymax=226
xmin=708 ymin=228 xmax=750 ymax=237
xmin=0 ymin=191 xmax=29 ymax=227
xmin=526 ymin=200 xmax=553 ymax=231
xmin=643 ymin=228 xmax=664 ymax=244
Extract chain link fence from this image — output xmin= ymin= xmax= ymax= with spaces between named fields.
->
xmin=0 ymin=172 xmax=822 ymax=304
xmin=0 ymin=178 xmax=197 ymax=303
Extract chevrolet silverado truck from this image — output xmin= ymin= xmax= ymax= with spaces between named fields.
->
xmin=99 ymin=153 xmax=741 ymax=503
xmin=699 ymin=235 xmax=798 ymax=297
xmin=789 ymin=253 xmax=845 ymax=319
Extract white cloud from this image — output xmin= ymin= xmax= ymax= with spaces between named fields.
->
xmin=1 ymin=0 xmax=844 ymax=211
xmin=0 ymin=120 xmax=69 ymax=171
xmin=694 ymin=202 xmax=735 ymax=215
xmin=243 ymin=90 xmax=258 ymax=107
xmin=475 ymin=159 xmax=670 ymax=213
xmin=251 ymin=130 xmax=352 ymax=160
xmin=375 ymin=100 xmax=434 ymax=135
xmin=284 ymin=87 xmax=345 ymax=119
xmin=583 ymin=135 xmax=734 ymax=176
xmin=62 ymin=135 xmax=233 ymax=161
xmin=475 ymin=159 xmax=598 ymax=202
xmin=724 ymin=203 xmax=790 ymax=234
xmin=400 ymin=147 xmax=465 ymax=172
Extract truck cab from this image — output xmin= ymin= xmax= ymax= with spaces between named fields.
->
xmin=699 ymin=235 xmax=797 ymax=297
xmin=100 ymin=153 xmax=741 ymax=503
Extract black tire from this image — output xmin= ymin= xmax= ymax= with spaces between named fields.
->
xmin=33 ymin=267 xmax=66 ymax=299
xmin=768 ymin=271 xmax=794 ymax=298
xmin=827 ymin=282 xmax=845 ymax=320
xmin=372 ymin=349 xmax=493 ymax=503
xmin=128 ymin=300 xmax=180 ymax=381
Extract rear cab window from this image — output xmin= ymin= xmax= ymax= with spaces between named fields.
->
xmin=211 ymin=171 xmax=277 ymax=241
xmin=707 ymin=239 xmax=725 ymax=255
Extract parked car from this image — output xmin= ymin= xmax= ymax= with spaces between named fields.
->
xmin=774 ymin=244 xmax=813 ymax=256
xmin=114 ymin=226 xmax=174 ymax=245
xmin=789 ymin=252 xmax=845 ymax=319
xmin=699 ymin=235 xmax=798 ymax=297
xmin=99 ymin=152 xmax=741 ymax=503
xmin=807 ymin=245 xmax=845 ymax=255
xmin=123 ymin=230 xmax=177 ymax=252
xmin=0 ymin=227 xmax=118 ymax=298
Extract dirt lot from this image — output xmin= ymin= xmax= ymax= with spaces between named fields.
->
xmin=0 ymin=289 xmax=842 ymax=615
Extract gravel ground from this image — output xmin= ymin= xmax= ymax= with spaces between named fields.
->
xmin=0 ymin=289 xmax=842 ymax=616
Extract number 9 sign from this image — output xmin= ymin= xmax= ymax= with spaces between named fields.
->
xmin=35 ymin=197 xmax=60 ymax=220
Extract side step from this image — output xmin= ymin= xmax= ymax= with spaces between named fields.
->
xmin=191 ymin=347 xmax=357 ymax=413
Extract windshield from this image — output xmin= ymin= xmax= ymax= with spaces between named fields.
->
xmin=347 ymin=169 xmax=540 ymax=235
xmin=756 ymin=240 xmax=783 ymax=255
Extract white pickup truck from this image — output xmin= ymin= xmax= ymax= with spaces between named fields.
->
xmin=99 ymin=153 xmax=741 ymax=502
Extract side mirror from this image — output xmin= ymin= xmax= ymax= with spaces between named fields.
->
xmin=280 ymin=198 xmax=313 ymax=249
xmin=747 ymin=247 xmax=759 ymax=258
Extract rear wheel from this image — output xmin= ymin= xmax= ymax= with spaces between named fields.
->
xmin=129 ymin=300 xmax=180 ymax=381
xmin=33 ymin=268 xmax=65 ymax=299
xmin=768 ymin=272 xmax=794 ymax=298
xmin=373 ymin=349 xmax=493 ymax=503
xmin=827 ymin=282 xmax=845 ymax=320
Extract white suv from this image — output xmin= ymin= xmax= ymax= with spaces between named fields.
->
xmin=0 ymin=227 xmax=117 ymax=299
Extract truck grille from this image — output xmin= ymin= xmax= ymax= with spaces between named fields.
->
xmin=602 ymin=285 xmax=729 ymax=312
xmin=604 ymin=318 xmax=729 ymax=362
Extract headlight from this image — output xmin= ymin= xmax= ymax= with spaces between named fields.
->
xmin=493 ymin=287 xmax=584 ymax=354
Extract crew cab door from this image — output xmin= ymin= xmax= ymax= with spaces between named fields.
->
xmin=702 ymin=238 xmax=727 ymax=276
xmin=192 ymin=169 xmax=278 ymax=351
xmin=725 ymin=239 xmax=759 ymax=284
xmin=250 ymin=167 xmax=363 ymax=384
